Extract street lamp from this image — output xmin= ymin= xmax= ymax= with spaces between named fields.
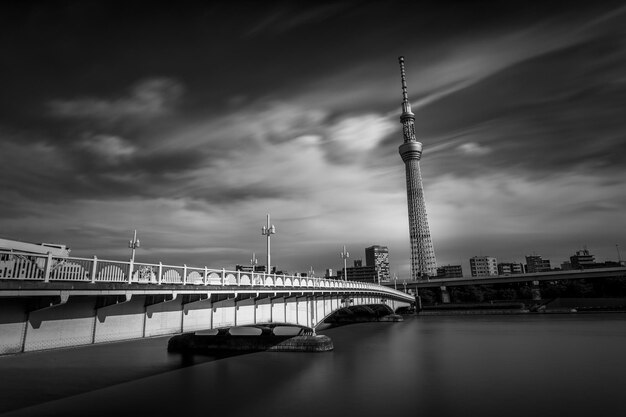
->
xmin=617 ymin=244 xmax=622 ymax=266
xmin=251 ymin=252 xmax=258 ymax=284
xmin=340 ymin=245 xmax=349 ymax=281
xmin=393 ymin=273 xmax=398 ymax=290
xmin=261 ymin=214 xmax=276 ymax=275
xmin=128 ymin=230 xmax=140 ymax=263
xmin=309 ymin=266 xmax=315 ymax=278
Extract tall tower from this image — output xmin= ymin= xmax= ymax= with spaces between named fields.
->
xmin=397 ymin=56 xmax=437 ymax=279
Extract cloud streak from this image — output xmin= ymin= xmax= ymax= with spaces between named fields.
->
xmin=48 ymin=78 xmax=184 ymax=123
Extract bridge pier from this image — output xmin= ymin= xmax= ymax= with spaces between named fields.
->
xmin=270 ymin=296 xmax=285 ymax=323
xmin=94 ymin=294 xmax=145 ymax=343
xmin=440 ymin=285 xmax=451 ymax=304
xmin=0 ymin=299 xmax=27 ymax=354
xmin=211 ymin=296 xmax=236 ymax=328
xmin=255 ymin=295 xmax=272 ymax=324
xmin=235 ymin=296 xmax=256 ymax=326
xmin=285 ymin=295 xmax=298 ymax=324
xmin=24 ymin=296 xmax=97 ymax=352
xmin=181 ymin=295 xmax=212 ymax=333
xmin=314 ymin=297 xmax=324 ymax=328
xmin=532 ymin=280 xmax=542 ymax=301
xmin=144 ymin=294 xmax=183 ymax=338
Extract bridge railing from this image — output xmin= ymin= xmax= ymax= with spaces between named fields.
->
xmin=0 ymin=250 xmax=409 ymax=298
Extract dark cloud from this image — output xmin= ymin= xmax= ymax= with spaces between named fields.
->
xmin=415 ymin=32 xmax=626 ymax=181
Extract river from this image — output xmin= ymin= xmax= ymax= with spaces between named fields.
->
xmin=1 ymin=314 xmax=625 ymax=417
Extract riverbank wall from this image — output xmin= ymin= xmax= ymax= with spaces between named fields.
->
xmin=419 ymin=298 xmax=626 ymax=315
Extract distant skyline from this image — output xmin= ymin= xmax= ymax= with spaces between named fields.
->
xmin=1 ymin=1 xmax=625 ymax=277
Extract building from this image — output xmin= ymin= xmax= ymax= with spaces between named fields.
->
xmin=339 ymin=260 xmax=379 ymax=283
xmin=365 ymin=245 xmax=390 ymax=281
xmin=235 ymin=265 xmax=266 ymax=273
xmin=525 ymin=255 xmax=551 ymax=273
xmin=469 ymin=256 xmax=498 ymax=277
xmin=0 ymin=237 xmax=70 ymax=257
xmin=570 ymin=248 xmax=598 ymax=269
xmin=497 ymin=262 xmax=523 ymax=275
xmin=436 ymin=264 xmax=463 ymax=278
xmin=397 ymin=57 xmax=437 ymax=279
xmin=324 ymin=268 xmax=334 ymax=279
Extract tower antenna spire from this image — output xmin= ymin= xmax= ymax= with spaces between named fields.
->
xmin=398 ymin=56 xmax=413 ymax=115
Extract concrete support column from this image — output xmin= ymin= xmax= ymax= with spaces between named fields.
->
xmin=440 ymin=285 xmax=450 ymax=304
xmin=532 ymin=280 xmax=542 ymax=301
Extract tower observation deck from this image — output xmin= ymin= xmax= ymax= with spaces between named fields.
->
xmin=397 ymin=56 xmax=437 ymax=279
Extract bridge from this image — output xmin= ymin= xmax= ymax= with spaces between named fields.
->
xmin=0 ymin=249 xmax=414 ymax=355
xmin=385 ymin=267 xmax=626 ymax=303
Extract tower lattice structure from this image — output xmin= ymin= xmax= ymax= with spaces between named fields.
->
xmin=397 ymin=56 xmax=437 ymax=279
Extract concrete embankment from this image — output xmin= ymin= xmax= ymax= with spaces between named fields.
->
xmin=419 ymin=298 xmax=626 ymax=315
xmin=419 ymin=302 xmax=528 ymax=315
xmin=168 ymin=332 xmax=333 ymax=353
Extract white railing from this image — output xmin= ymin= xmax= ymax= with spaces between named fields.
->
xmin=0 ymin=250 xmax=411 ymax=299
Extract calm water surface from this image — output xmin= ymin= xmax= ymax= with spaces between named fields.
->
xmin=1 ymin=314 xmax=625 ymax=417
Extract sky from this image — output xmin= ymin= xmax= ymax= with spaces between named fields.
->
xmin=1 ymin=0 xmax=625 ymax=277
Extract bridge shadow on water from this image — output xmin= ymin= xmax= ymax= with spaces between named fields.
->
xmin=0 ymin=335 xmax=253 ymax=415
xmin=0 ymin=305 xmax=403 ymax=414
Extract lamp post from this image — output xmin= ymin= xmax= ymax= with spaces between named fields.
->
xmin=393 ymin=273 xmax=398 ymax=290
xmin=403 ymin=281 xmax=407 ymax=293
xmin=128 ymin=230 xmax=140 ymax=263
xmin=309 ymin=266 xmax=314 ymax=278
xmin=251 ymin=252 xmax=258 ymax=284
xmin=261 ymin=214 xmax=276 ymax=275
xmin=617 ymin=244 xmax=622 ymax=266
xmin=340 ymin=245 xmax=349 ymax=281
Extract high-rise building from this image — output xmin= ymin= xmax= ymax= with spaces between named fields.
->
xmin=497 ymin=262 xmax=524 ymax=275
xmin=397 ymin=56 xmax=437 ymax=280
xmin=365 ymin=245 xmax=390 ymax=281
xmin=436 ymin=264 xmax=463 ymax=278
xmin=525 ymin=255 xmax=551 ymax=273
xmin=469 ymin=256 xmax=498 ymax=277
